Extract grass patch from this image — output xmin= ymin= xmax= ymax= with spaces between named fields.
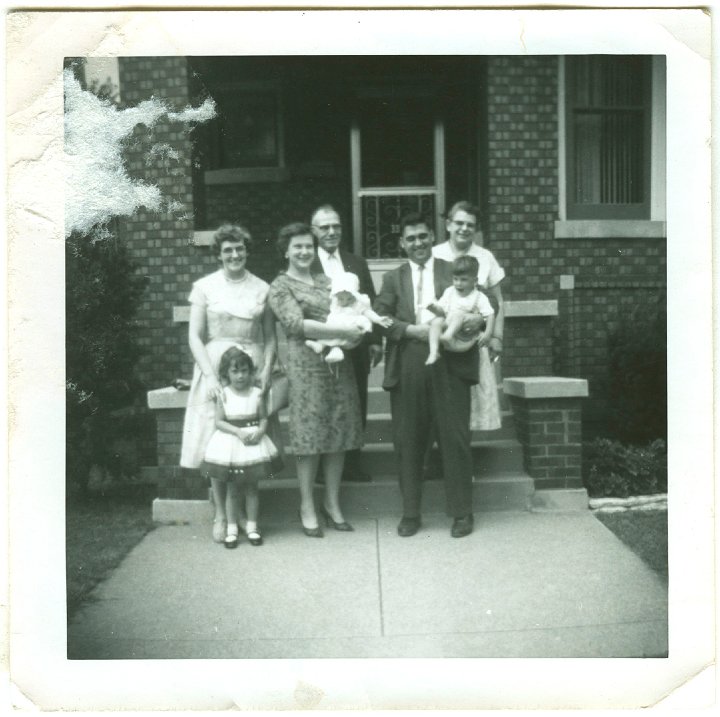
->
xmin=595 ymin=509 xmax=668 ymax=584
xmin=66 ymin=489 xmax=156 ymax=619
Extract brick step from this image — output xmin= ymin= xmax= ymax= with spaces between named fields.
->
xmin=151 ymin=471 xmax=534 ymax=522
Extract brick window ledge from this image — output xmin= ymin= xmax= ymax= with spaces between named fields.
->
xmin=554 ymin=220 xmax=666 ymax=239
xmin=204 ymin=167 xmax=290 ymax=186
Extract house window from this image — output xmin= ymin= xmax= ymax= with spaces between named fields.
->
xmin=565 ymin=56 xmax=651 ymax=220
xmin=201 ymin=82 xmax=288 ymax=185
xmin=216 ymin=90 xmax=282 ymax=169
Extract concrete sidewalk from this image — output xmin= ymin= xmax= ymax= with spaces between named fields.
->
xmin=67 ymin=509 xmax=667 ymax=659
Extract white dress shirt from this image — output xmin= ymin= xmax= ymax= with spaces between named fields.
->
xmin=317 ymin=246 xmax=345 ymax=281
xmin=408 ymin=257 xmax=436 ymax=324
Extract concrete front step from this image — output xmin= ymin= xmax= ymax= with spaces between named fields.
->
xmin=152 ymin=472 xmax=535 ymax=524
xmin=264 ymin=438 xmax=525 ymax=480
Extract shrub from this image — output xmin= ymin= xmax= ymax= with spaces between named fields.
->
xmin=582 ymin=438 xmax=667 ymax=498
xmin=607 ymin=291 xmax=667 ymax=444
xmin=66 ymin=228 xmax=147 ymax=495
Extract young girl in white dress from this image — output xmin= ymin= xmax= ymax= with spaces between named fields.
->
xmin=202 ymin=346 xmax=278 ymax=548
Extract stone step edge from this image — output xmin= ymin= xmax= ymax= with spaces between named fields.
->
xmin=350 ymin=438 xmax=522 ymax=453
xmin=278 ymin=410 xmax=514 ymax=421
xmin=256 ymin=472 xmax=533 ymax=491
xmin=140 ymin=467 xmax=532 ymax=487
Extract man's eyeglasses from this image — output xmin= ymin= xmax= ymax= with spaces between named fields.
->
xmin=451 ymin=220 xmax=476 ymax=230
xmin=313 ymin=223 xmax=341 ymax=232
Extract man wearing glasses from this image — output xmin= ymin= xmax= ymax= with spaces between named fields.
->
xmin=374 ymin=213 xmax=482 ymax=538
xmin=310 ymin=204 xmax=382 ymax=482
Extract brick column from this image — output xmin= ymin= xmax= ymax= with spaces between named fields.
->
xmin=146 ymin=388 xmax=206 ymax=499
xmin=504 ymin=377 xmax=589 ymax=506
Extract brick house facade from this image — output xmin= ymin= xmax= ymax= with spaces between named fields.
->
xmin=112 ymin=55 xmax=666 ymax=441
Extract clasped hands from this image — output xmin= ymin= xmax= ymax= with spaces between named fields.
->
xmin=235 ymin=427 xmax=265 ymax=445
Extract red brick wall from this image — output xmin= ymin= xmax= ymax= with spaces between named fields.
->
xmin=202 ymin=179 xmax=352 ymax=284
xmin=117 ymin=56 xmax=666 ymax=426
xmin=485 ymin=56 xmax=559 ymax=298
xmin=485 ymin=56 xmax=666 ymax=413
xmin=119 ymin=57 xmax=202 ymax=390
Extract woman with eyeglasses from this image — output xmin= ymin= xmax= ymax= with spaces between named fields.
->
xmin=180 ymin=224 xmax=278 ymax=544
xmin=432 ymin=201 xmax=505 ymax=431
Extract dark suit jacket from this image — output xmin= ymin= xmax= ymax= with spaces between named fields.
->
xmin=374 ymin=258 xmax=479 ymax=390
xmin=310 ymin=248 xmax=382 ymax=347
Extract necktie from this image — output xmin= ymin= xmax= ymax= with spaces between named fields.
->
xmin=326 ymin=252 xmax=341 ymax=280
xmin=415 ymin=264 xmax=424 ymax=323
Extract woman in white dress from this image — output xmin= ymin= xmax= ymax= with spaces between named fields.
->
xmin=432 ymin=201 xmax=505 ymax=431
xmin=180 ymin=224 xmax=277 ymax=540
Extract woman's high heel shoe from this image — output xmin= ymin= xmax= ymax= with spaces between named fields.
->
xmin=320 ymin=505 xmax=354 ymax=532
xmin=298 ymin=510 xmax=324 ymax=538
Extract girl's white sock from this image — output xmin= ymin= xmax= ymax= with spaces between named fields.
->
xmin=226 ymin=522 xmax=239 ymax=537
xmin=246 ymin=521 xmax=257 ymax=534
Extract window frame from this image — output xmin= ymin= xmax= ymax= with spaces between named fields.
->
xmin=203 ymin=80 xmax=288 ymax=185
xmin=564 ymin=55 xmax=653 ymax=221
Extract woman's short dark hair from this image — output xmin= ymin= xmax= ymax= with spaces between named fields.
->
xmin=217 ymin=346 xmax=255 ymax=384
xmin=445 ymin=201 xmax=482 ymax=225
xmin=276 ymin=222 xmax=314 ymax=259
xmin=213 ymin=224 xmax=253 ymax=254
xmin=452 ymin=255 xmax=480 ymax=277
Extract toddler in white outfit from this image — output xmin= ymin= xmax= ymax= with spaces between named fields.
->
xmin=306 ymin=271 xmax=392 ymax=363
xmin=426 ymin=255 xmax=495 ymax=365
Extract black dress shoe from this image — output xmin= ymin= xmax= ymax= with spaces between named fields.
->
xmin=320 ymin=505 xmax=354 ymax=532
xmin=298 ymin=511 xmax=324 ymax=538
xmin=397 ymin=516 xmax=421 ymax=537
xmin=451 ymin=514 xmax=474 ymax=538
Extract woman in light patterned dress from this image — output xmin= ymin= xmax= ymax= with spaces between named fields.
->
xmin=432 ymin=201 xmax=505 ymax=431
xmin=268 ymin=222 xmax=364 ymax=538
xmin=180 ymin=224 xmax=277 ymax=542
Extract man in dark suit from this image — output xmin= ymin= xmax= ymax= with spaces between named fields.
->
xmin=374 ymin=212 xmax=481 ymax=537
xmin=310 ymin=204 xmax=383 ymax=482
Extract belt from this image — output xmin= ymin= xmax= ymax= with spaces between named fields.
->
xmin=227 ymin=418 xmax=260 ymax=428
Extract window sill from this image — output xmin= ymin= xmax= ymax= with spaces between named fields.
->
xmin=204 ymin=167 xmax=290 ymax=185
xmin=505 ymin=300 xmax=558 ymax=318
xmin=554 ymin=220 xmax=666 ymax=239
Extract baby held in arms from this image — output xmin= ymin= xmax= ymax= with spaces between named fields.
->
xmin=306 ymin=271 xmax=393 ymax=363
xmin=426 ymin=255 xmax=495 ymax=365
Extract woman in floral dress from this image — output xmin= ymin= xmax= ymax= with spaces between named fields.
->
xmin=268 ymin=222 xmax=363 ymax=537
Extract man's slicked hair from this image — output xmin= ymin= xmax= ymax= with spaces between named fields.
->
xmin=399 ymin=212 xmax=431 ymax=235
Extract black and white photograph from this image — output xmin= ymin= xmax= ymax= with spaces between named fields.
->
xmin=6 ymin=6 xmax=714 ymax=712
